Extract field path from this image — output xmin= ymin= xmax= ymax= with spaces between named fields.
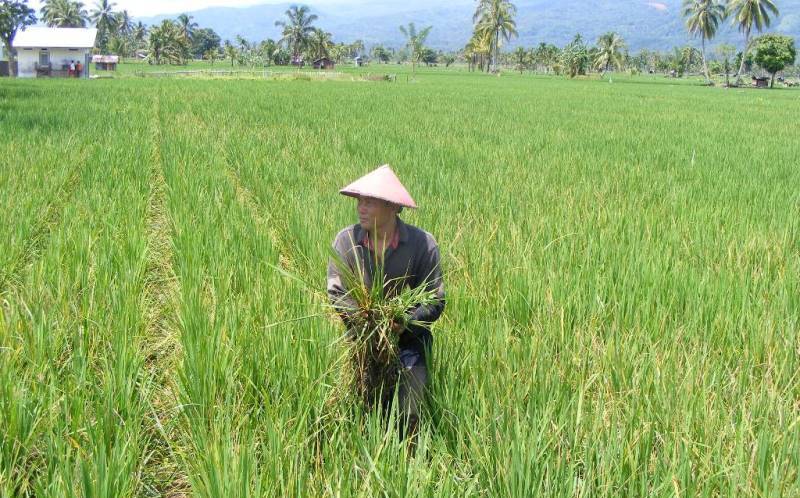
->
xmin=139 ymin=89 xmax=188 ymax=497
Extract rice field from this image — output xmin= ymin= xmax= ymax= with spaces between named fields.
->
xmin=1 ymin=71 xmax=799 ymax=497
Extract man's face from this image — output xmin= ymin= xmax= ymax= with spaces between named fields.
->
xmin=357 ymin=196 xmax=397 ymax=230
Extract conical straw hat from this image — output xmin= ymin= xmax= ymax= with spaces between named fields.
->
xmin=339 ymin=165 xmax=417 ymax=208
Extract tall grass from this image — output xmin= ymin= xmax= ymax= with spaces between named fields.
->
xmin=0 ymin=72 xmax=798 ymax=496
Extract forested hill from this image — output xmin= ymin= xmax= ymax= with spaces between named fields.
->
xmin=138 ymin=0 xmax=800 ymax=50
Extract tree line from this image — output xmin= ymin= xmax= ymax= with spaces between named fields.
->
xmin=461 ymin=0 xmax=794 ymax=87
xmin=0 ymin=0 xmax=796 ymax=84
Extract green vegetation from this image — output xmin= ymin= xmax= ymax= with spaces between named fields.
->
xmin=683 ymin=0 xmax=727 ymax=83
xmin=1 ymin=71 xmax=798 ymax=496
xmin=728 ymin=0 xmax=781 ymax=85
xmin=399 ymin=22 xmax=432 ymax=77
xmin=752 ymin=33 xmax=797 ymax=85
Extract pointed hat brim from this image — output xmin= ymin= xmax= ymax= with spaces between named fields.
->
xmin=339 ymin=164 xmax=417 ymax=209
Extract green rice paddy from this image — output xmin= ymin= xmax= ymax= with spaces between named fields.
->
xmin=1 ymin=69 xmax=798 ymax=497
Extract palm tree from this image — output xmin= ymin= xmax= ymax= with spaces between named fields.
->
xmin=223 ymin=41 xmax=238 ymax=67
xmin=115 ymin=9 xmax=131 ymax=35
xmin=259 ymin=39 xmax=279 ymax=66
xmin=473 ymin=0 xmax=518 ymax=73
xmin=275 ymin=5 xmax=317 ymax=66
xmin=107 ymin=34 xmax=128 ymax=57
xmin=308 ymin=28 xmax=332 ymax=60
xmin=90 ymin=0 xmax=117 ymax=51
xmin=727 ymin=0 xmax=779 ymax=85
xmin=351 ymin=39 xmax=364 ymax=57
xmin=132 ymin=21 xmax=147 ymax=48
xmin=594 ymin=32 xmax=627 ymax=75
xmin=147 ymin=19 xmax=188 ymax=65
xmin=399 ymin=22 xmax=432 ymax=77
xmin=203 ymin=48 xmax=219 ymax=65
xmin=716 ymin=43 xmax=737 ymax=86
xmin=41 ymin=0 xmax=88 ymax=28
xmin=682 ymin=0 xmax=726 ymax=83
xmin=371 ymin=45 xmax=390 ymax=64
xmin=512 ymin=46 xmax=527 ymax=73
xmin=176 ymin=13 xmax=197 ymax=41
xmin=236 ymin=35 xmax=250 ymax=52
xmin=469 ymin=30 xmax=492 ymax=72
xmin=326 ymin=43 xmax=338 ymax=63
xmin=562 ymin=33 xmax=589 ymax=78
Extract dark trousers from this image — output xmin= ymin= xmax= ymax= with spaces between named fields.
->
xmin=395 ymin=348 xmax=428 ymax=425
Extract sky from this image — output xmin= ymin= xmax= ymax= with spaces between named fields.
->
xmin=27 ymin=0 xmax=357 ymax=17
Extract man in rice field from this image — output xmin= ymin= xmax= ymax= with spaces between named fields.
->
xmin=327 ymin=164 xmax=445 ymax=439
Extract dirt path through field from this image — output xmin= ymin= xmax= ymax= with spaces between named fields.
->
xmin=139 ymin=88 xmax=188 ymax=497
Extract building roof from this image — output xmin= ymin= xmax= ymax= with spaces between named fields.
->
xmin=12 ymin=27 xmax=97 ymax=49
xmin=92 ymin=55 xmax=119 ymax=63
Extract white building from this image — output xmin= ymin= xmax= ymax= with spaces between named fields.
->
xmin=12 ymin=27 xmax=97 ymax=78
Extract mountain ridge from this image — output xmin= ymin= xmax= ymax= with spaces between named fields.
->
xmin=137 ymin=0 xmax=800 ymax=51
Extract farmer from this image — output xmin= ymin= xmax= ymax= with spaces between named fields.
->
xmin=327 ymin=164 xmax=445 ymax=438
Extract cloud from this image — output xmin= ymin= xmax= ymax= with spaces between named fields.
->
xmin=647 ymin=2 xmax=668 ymax=11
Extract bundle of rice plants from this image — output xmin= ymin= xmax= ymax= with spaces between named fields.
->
xmin=330 ymin=241 xmax=439 ymax=411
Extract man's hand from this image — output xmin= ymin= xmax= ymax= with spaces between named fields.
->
xmin=391 ymin=318 xmax=406 ymax=335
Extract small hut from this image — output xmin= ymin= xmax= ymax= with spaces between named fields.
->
xmin=92 ymin=54 xmax=119 ymax=71
xmin=313 ymin=57 xmax=335 ymax=70
xmin=354 ymin=56 xmax=365 ymax=67
xmin=291 ymin=55 xmax=305 ymax=67
xmin=752 ymin=76 xmax=769 ymax=88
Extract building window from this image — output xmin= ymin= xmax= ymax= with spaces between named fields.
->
xmin=39 ymin=50 xmax=50 ymax=66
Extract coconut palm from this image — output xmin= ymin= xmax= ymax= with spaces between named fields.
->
xmin=176 ymin=13 xmax=197 ymax=41
xmin=90 ymin=0 xmax=117 ymax=51
xmin=473 ymin=0 xmax=518 ymax=73
xmin=147 ymin=19 xmax=188 ymax=65
xmin=351 ymin=39 xmax=364 ymax=57
xmin=727 ymin=0 xmax=779 ymax=85
xmin=235 ymin=35 xmax=250 ymax=52
xmin=308 ymin=28 xmax=332 ymax=60
xmin=682 ymin=0 xmax=726 ymax=83
xmin=562 ymin=33 xmax=589 ymax=78
xmin=132 ymin=21 xmax=147 ymax=49
xmin=259 ymin=38 xmax=279 ymax=66
xmin=399 ymin=22 xmax=432 ymax=77
xmin=512 ymin=46 xmax=527 ymax=73
xmin=371 ymin=45 xmax=390 ymax=64
xmin=41 ymin=0 xmax=88 ymax=28
xmin=107 ymin=34 xmax=128 ymax=57
xmin=115 ymin=9 xmax=131 ymax=35
xmin=223 ymin=41 xmax=238 ymax=67
xmin=275 ymin=5 xmax=317 ymax=66
xmin=533 ymin=42 xmax=560 ymax=73
xmin=203 ymin=48 xmax=219 ymax=65
xmin=327 ymin=43 xmax=340 ymax=63
xmin=716 ymin=43 xmax=737 ymax=86
xmin=466 ymin=30 xmax=492 ymax=72
xmin=594 ymin=31 xmax=627 ymax=75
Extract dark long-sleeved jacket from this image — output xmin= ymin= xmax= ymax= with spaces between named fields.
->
xmin=327 ymin=217 xmax=445 ymax=355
